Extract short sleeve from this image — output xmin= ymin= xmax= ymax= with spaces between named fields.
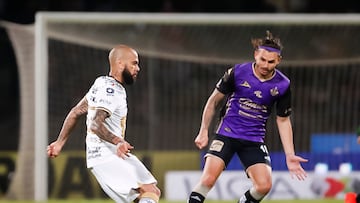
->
xmin=216 ymin=67 xmax=235 ymax=94
xmin=276 ymin=87 xmax=292 ymax=117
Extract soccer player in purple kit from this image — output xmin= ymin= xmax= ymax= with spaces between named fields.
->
xmin=187 ymin=31 xmax=308 ymax=203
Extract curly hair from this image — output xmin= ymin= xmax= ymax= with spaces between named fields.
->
xmin=251 ymin=30 xmax=283 ymax=52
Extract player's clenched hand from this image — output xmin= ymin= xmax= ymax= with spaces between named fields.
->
xmin=286 ymin=154 xmax=308 ymax=180
xmin=194 ymin=130 xmax=209 ymax=149
xmin=116 ymin=141 xmax=134 ymax=159
xmin=47 ymin=142 xmax=63 ymax=158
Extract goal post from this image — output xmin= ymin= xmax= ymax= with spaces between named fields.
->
xmin=34 ymin=13 xmax=49 ymax=202
xmin=3 ymin=12 xmax=360 ymax=201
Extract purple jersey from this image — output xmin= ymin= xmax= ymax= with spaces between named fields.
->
xmin=215 ymin=62 xmax=291 ymax=142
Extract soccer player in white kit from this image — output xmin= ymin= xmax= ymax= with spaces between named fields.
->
xmin=47 ymin=44 xmax=161 ymax=203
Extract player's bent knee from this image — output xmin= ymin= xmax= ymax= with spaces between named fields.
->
xmin=255 ymin=182 xmax=272 ymax=195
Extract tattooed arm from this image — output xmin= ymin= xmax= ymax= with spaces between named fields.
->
xmin=89 ymin=109 xmax=133 ymax=159
xmin=47 ymin=97 xmax=88 ymax=158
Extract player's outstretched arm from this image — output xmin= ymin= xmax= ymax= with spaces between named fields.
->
xmin=195 ymin=89 xmax=225 ymax=149
xmin=285 ymin=153 xmax=308 ymax=180
xmin=47 ymin=97 xmax=88 ymax=158
xmin=276 ymin=116 xmax=308 ymax=180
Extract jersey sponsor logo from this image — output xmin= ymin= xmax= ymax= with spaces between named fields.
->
xmin=238 ymin=110 xmax=258 ymax=119
xmin=86 ymin=135 xmax=104 ymax=143
xmin=209 ymin=140 xmax=224 ymax=152
xmin=239 ymin=98 xmax=266 ymax=112
xmin=99 ymin=98 xmax=111 ymax=105
xmin=106 ymin=87 xmax=115 ymax=95
xmin=87 ymin=146 xmax=102 ymax=159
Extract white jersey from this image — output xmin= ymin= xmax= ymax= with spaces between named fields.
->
xmin=85 ymin=76 xmax=127 ymax=167
xmin=84 ymin=76 xmax=157 ymax=203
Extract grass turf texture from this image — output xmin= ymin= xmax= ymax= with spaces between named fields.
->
xmin=0 ymin=199 xmax=344 ymax=203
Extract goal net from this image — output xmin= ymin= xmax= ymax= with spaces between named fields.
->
xmin=2 ymin=12 xmax=360 ymax=200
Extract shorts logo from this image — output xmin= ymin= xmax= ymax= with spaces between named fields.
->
xmin=209 ymin=140 xmax=224 ymax=152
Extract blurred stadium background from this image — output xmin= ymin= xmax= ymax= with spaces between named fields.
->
xmin=0 ymin=1 xmax=360 ymax=202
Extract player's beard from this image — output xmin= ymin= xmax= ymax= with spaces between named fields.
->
xmin=123 ymin=67 xmax=135 ymax=85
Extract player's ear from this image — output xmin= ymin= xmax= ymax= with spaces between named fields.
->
xmin=253 ymin=49 xmax=259 ymax=59
xmin=117 ymin=59 xmax=125 ymax=70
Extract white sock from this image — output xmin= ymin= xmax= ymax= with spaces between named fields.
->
xmin=193 ymin=183 xmax=211 ymax=197
xmin=250 ymin=187 xmax=265 ymax=200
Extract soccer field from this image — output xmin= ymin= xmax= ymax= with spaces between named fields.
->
xmin=0 ymin=199 xmax=344 ymax=203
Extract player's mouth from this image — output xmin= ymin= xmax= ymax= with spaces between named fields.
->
xmin=259 ymin=67 xmax=270 ymax=74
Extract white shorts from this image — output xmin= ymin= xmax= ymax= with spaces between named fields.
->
xmin=90 ymin=153 xmax=157 ymax=203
